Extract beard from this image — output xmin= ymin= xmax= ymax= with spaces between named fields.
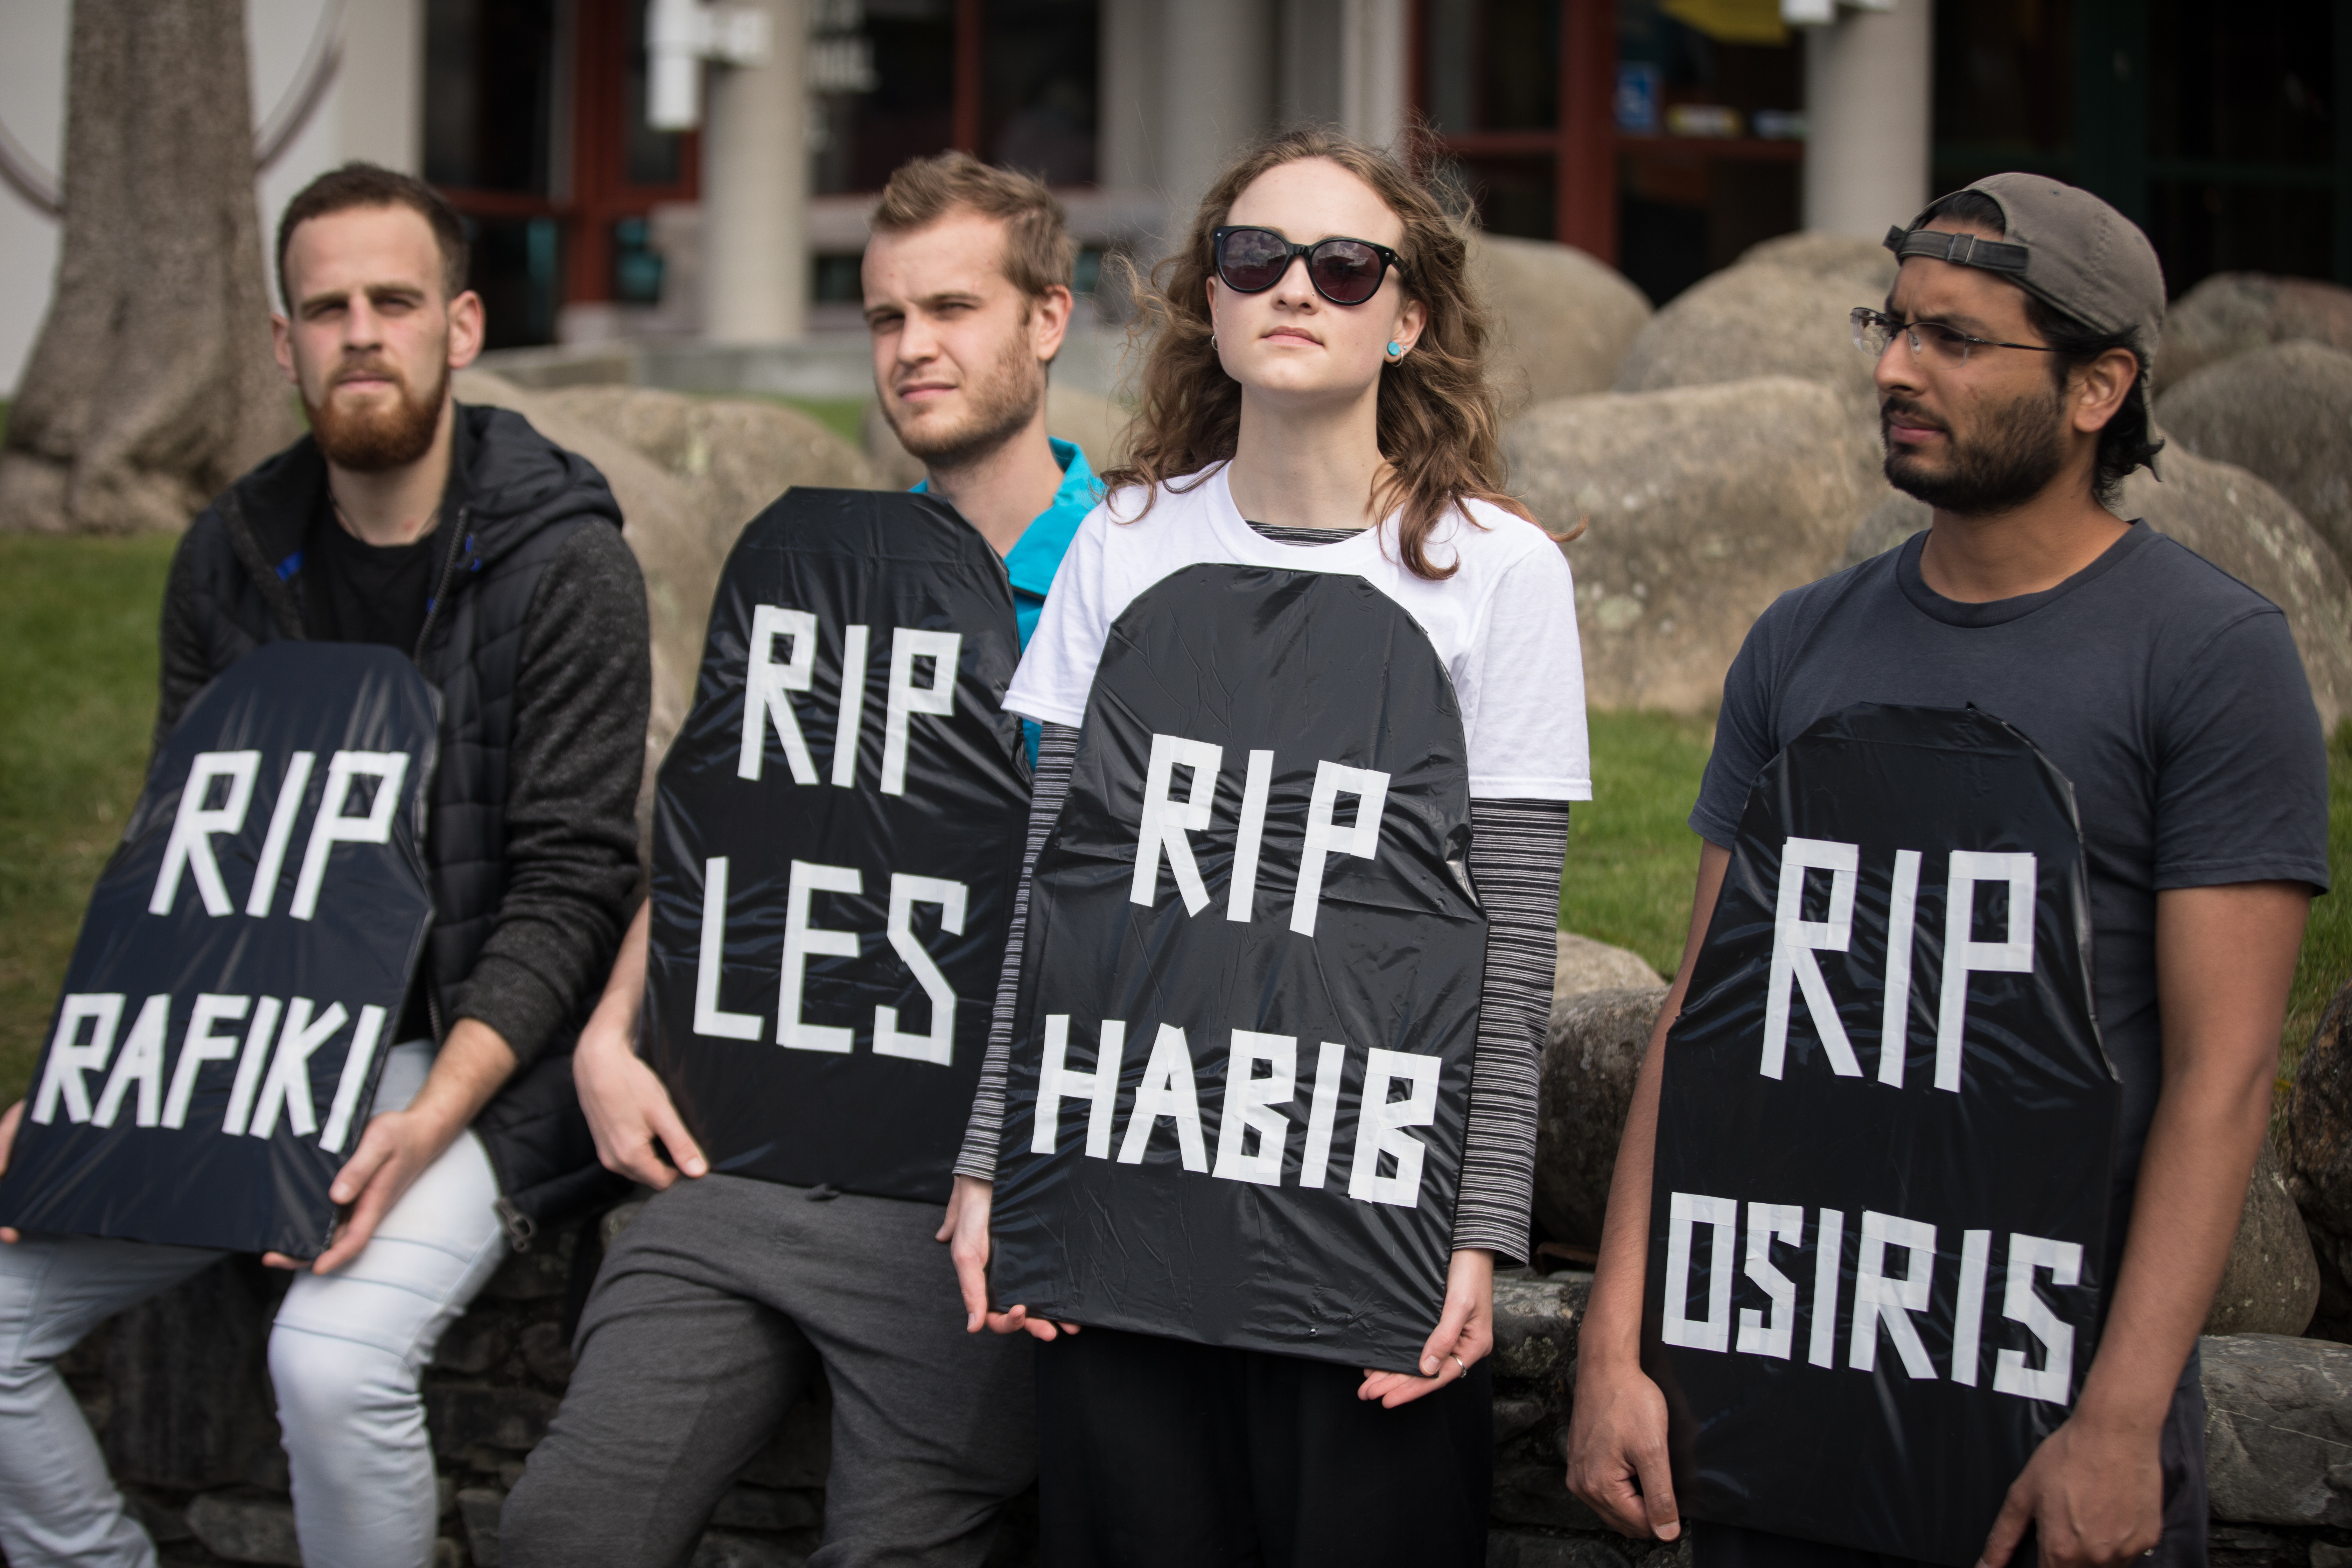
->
xmin=886 ymin=329 xmax=1044 ymax=471
xmin=1882 ymin=382 xmax=2068 ymax=516
xmin=307 ymin=351 xmax=448 ymax=474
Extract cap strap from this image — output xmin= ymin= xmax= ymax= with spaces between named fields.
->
xmin=1882 ymin=225 xmax=2030 ymax=274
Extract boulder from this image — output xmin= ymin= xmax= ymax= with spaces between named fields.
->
xmin=1556 ymin=932 xmax=1664 ymax=999
xmin=1508 ymin=378 xmax=1877 ymax=712
xmin=2119 ymin=448 xmax=2352 ymax=731
xmin=1535 ymin=985 xmax=1670 ymax=1248
xmin=2158 ymin=341 xmax=2352 ymax=578
xmin=862 ymin=383 xmax=1134 ymax=491
xmin=2200 ymin=1333 xmax=2352 ymax=1526
xmin=2205 ymin=1140 xmax=2322 ymax=1338
xmin=2285 ymin=982 xmax=2352 ymax=1339
xmin=1835 ymin=456 xmax=2352 ymax=731
xmin=533 ymin=384 xmax=878 ymax=555
xmin=1839 ymin=488 xmax=1925 ymax=569
xmin=1469 ymin=232 xmax=1653 ymax=406
xmin=1612 ymin=255 xmax=1882 ymax=422
xmin=2155 ymin=272 xmax=2352 ymax=392
xmin=1734 ymin=229 xmax=1898 ymax=299
xmin=186 ymin=1493 xmax=302 ymax=1566
xmin=1491 ymin=1273 xmax=1591 ymax=1386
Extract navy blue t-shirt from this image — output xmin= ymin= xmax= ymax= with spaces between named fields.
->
xmin=1692 ymin=522 xmax=2331 ymax=1211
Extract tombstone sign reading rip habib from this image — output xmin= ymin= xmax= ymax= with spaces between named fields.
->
xmin=1646 ymin=703 xmax=2118 ymax=1566
xmin=0 ymin=642 xmax=438 ymax=1258
xmin=988 ymin=566 xmax=1490 ymax=1371
xmin=642 ymin=488 xmax=1032 ymax=1201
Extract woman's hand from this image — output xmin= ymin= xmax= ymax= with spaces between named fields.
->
xmin=940 ymin=1174 xmax=1079 ymax=1340
xmin=1359 ymin=1247 xmax=1494 ymax=1408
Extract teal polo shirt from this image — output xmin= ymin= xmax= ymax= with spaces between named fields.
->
xmin=916 ymin=436 xmax=1101 ymax=761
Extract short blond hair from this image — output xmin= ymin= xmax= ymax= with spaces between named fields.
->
xmin=870 ymin=152 xmax=1076 ymax=301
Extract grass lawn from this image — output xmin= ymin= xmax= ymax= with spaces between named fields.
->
xmin=0 ymin=535 xmax=2346 ymax=1108
xmin=0 ymin=533 xmax=176 ymax=1103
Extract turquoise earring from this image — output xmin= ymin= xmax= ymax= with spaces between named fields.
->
xmin=1386 ymin=341 xmax=1406 ymax=360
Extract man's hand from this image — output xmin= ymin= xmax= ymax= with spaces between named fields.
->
xmin=941 ymin=1173 xmax=1074 ymax=1340
xmin=573 ymin=904 xmax=705 ymax=1188
xmin=1564 ymin=1358 xmax=1681 ymax=1541
xmin=1360 ymin=1247 xmax=1494 ymax=1408
xmin=1977 ymin=1410 xmax=2161 ymax=1567
xmin=265 ymin=1016 xmax=518 ymax=1274
xmin=0 ymin=1100 xmax=22 ymax=1243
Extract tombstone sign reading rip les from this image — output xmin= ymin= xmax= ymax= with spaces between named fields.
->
xmin=1645 ymin=703 xmax=2117 ymax=1566
xmin=643 ymin=489 xmax=1031 ymax=1202
xmin=0 ymin=642 xmax=438 ymax=1258
xmin=989 ymin=566 xmax=1489 ymax=1371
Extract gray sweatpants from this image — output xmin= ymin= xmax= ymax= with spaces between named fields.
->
xmin=500 ymin=1174 xmax=1033 ymax=1568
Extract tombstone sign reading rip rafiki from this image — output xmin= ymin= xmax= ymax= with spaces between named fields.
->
xmin=0 ymin=642 xmax=438 ymax=1258
xmin=642 ymin=489 xmax=1031 ymax=1202
xmin=1645 ymin=703 xmax=2118 ymax=1566
xmin=988 ymin=566 xmax=1489 ymax=1371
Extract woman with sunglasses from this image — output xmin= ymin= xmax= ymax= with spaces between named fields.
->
xmin=945 ymin=128 xmax=1591 ymax=1566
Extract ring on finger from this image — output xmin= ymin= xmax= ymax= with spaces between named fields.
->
xmin=1450 ymin=1353 xmax=1469 ymax=1378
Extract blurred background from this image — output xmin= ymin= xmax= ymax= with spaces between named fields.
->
xmin=0 ymin=0 xmax=2343 ymax=383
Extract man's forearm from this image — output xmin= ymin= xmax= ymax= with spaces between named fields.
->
xmin=2073 ymin=881 xmax=2310 ymax=1432
xmin=1581 ymin=841 xmax=1733 ymax=1371
xmin=578 ymin=902 xmax=651 ymax=1059
xmin=405 ymin=1017 xmax=520 ymax=1143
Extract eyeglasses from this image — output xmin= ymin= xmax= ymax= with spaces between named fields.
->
xmin=1850 ymin=307 xmax=2063 ymax=366
xmin=1213 ymin=226 xmax=1405 ymax=306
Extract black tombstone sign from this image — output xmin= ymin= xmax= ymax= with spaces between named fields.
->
xmin=1645 ymin=702 xmax=2118 ymax=1565
xmin=642 ymin=488 xmax=1031 ymax=1202
xmin=989 ymin=565 xmax=1490 ymax=1371
xmin=0 ymin=642 xmax=438 ymax=1258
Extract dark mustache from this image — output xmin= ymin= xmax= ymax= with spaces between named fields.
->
xmin=1879 ymin=396 xmax=1949 ymax=435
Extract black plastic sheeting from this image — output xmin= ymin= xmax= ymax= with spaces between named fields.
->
xmin=1645 ymin=703 xmax=2117 ymax=1564
xmin=0 ymin=643 xmax=438 ymax=1257
xmin=990 ymin=566 xmax=1489 ymax=1371
xmin=643 ymin=488 xmax=1030 ymax=1202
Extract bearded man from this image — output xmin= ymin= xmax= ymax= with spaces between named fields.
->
xmin=0 ymin=163 xmax=649 ymax=1568
xmin=1565 ymin=176 xmax=2330 ymax=1567
xmin=500 ymin=153 xmax=1097 ymax=1568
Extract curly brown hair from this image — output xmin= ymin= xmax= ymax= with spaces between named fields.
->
xmin=1099 ymin=127 xmax=1527 ymax=580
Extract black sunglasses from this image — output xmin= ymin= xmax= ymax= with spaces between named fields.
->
xmin=1212 ymin=226 xmax=1405 ymax=306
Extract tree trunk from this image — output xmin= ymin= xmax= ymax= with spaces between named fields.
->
xmin=0 ymin=0 xmax=299 ymax=536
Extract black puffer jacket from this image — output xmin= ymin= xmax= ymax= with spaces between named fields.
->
xmin=156 ymin=406 xmax=649 ymax=1244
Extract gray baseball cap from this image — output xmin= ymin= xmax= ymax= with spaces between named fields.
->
xmin=1884 ymin=172 xmax=2167 ymax=376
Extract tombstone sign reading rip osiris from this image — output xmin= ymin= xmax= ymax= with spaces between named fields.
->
xmin=989 ymin=566 xmax=1489 ymax=1371
xmin=0 ymin=642 xmax=438 ymax=1258
xmin=642 ymin=489 xmax=1031 ymax=1202
xmin=1646 ymin=704 xmax=2117 ymax=1566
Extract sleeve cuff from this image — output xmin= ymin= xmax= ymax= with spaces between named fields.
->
xmin=454 ymin=955 xmax=571 ymax=1068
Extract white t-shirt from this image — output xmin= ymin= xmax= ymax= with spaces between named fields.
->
xmin=1006 ymin=464 xmax=1594 ymax=802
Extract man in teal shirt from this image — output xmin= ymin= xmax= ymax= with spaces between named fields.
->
xmin=506 ymin=153 xmax=1100 ymax=1567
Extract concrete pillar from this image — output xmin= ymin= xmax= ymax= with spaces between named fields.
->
xmin=1337 ymin=0 xmax=1408 ymax=151
xmin=1801 ymin=0 xmax=1933 ymax=239
xmin=703 ymin=0 xmax=806 ymax=342
xmin=1158 ymin=0 xmax=1273 ymax=216
xmin=332 ymin=0 xmax=423 ymax=173
xmin=1099 ymin=0 xmax=1161 ymax=193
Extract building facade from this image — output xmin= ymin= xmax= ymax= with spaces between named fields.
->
xmin=0 ymin=0 xmax=2345 ymax=391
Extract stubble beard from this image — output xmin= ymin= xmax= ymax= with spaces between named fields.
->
xmin=307 ymin=347 xmax=449 ymax=475
xmin=1882 ymin=380 xmax=2069 ymax=517
xmin=887 ymin=329 xmax=1045 ymax=474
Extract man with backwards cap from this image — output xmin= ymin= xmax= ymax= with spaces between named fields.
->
xmin=1564 ymin=176 xmax=2331 ymax=1565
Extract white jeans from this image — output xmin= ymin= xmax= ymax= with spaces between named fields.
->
xmin=0 ymin=1042 xmax=508 ymax=1568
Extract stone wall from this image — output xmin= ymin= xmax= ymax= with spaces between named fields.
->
xmin=62 ymin=1234 xmax=2352 ymax=1567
